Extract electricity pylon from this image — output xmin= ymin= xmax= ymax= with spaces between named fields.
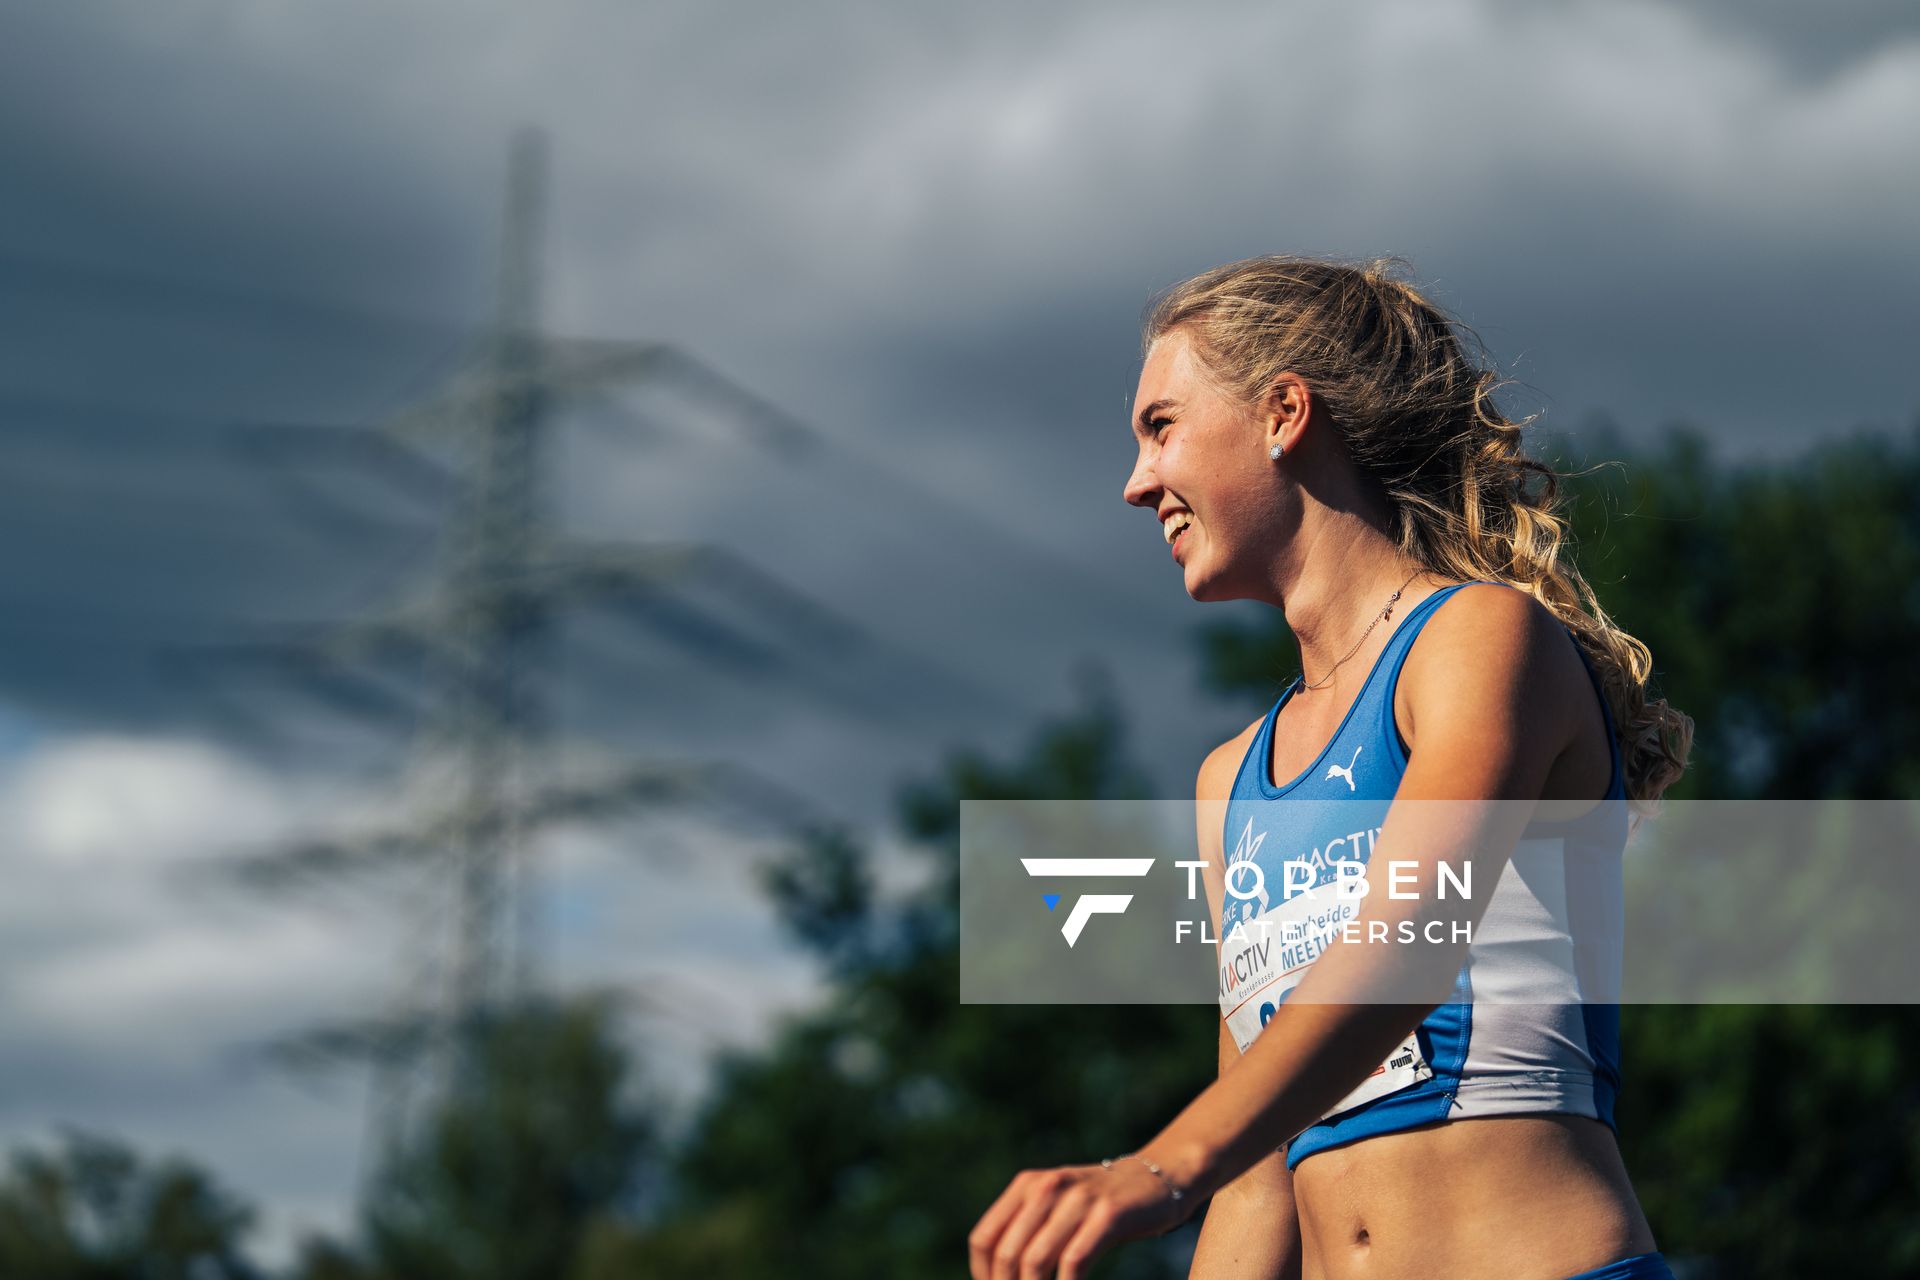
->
xmin=180 ymin=131 xmax=942 ymax=1179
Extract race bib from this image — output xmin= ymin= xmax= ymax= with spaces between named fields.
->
xmin=1216 ymin=863 xmax=1433 ymax=1127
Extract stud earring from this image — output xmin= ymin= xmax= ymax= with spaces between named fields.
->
xmin=1270 ymin=443 xmax=1285 ymax=460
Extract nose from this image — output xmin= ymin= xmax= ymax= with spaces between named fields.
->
xmin=1123 ymin=450 xmax=1160 ymax=510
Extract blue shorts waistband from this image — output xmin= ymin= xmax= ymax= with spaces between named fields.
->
xmin=1562 ymin=1251 xmax=1675 ymax=1280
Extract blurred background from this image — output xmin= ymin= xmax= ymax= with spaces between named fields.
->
xmin=1 ymin=2 xmax=1916 ymax=1277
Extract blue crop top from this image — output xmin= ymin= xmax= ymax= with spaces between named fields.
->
xmin=1216 ymin=579 xmax=1629 ymax=1170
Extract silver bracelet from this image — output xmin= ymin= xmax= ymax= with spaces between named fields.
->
xmin=1100 ymin=1152 xmax=1184 ymax=1201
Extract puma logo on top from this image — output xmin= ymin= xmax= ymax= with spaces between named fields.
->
xmin=1325 ymin=745 xmax=1362 ymax=791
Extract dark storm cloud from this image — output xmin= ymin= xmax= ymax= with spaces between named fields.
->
xmin=3 ymin=0 xmax=1918 ymax=784
xmin=0 ymin=3 xmax=1215 ymax=826
xmin=1665 ymin=0 xmax=1920 ymax=82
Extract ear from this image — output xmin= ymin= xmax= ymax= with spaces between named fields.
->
xmin=1261 ymin=373 xmax=1311 ymax=453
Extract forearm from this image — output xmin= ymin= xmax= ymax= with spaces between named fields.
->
xmin=1147 ymin=995 xmax=1428 ymax=1203
xmin=1186 ymin=1147 xmax=1302 ymax=1280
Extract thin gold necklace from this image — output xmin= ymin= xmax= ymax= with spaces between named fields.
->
xmin=1298 ymin=569 xmax=1424 ymax=692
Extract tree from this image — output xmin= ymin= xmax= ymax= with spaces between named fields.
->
xmin=292 ymin=992 xmax=658 ymax=1280
xmin=0 ymin=1127 xmax=264 ymax=1279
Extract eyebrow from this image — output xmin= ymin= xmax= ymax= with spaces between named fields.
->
xmin=1133 ymin=398 xmax=1180 ymax=433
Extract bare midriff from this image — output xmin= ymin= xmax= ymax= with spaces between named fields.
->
xmin=1291 ymin=1114 xmax=1659 ymax=1280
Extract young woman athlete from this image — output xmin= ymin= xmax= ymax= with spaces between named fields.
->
xmin=967 ymin=256 xmax=1693 ymax=1280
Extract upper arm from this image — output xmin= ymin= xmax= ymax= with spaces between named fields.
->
xmin=1395 ymin=583 xmax=1584 ymax=803
xmin=1362 ymin=584 xmax=1590 ymax=945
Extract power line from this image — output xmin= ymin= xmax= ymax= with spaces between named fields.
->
xmin=170 ymin=132 xmax=927 ymax=1188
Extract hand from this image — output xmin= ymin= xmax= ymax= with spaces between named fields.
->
xmin=967 ymin=1157 xmax=1195 ymax=1280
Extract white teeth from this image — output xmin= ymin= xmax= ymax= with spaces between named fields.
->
xmin=1162 ymin=513 xmax=1193 ymax=544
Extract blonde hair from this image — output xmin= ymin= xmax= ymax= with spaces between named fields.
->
xmin=1144 ymin=254 xmax=1693 ymax=808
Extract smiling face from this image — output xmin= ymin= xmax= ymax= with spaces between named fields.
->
xmin=1123 ymin=327 xmax=1298 ymax=602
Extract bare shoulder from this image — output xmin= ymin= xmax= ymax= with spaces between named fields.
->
xmin=1397 ymin=582 xmax=1587 ymax=757
xmin=1409 ymin=580 xmax=1562 ymax=657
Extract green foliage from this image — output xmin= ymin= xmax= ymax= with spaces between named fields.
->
xmin=756 ymin=822 xmax=874 ymax=976
xmin=0 ymin=1128 xmax=263 ymax=1279
xmin=1622 ymin=1005 xmax=1920 ymax=1278
xmin=291 ymin=993 xmax=657 ymax=1280
xmin=1548 ymin=422 xmax=1920 ymax=799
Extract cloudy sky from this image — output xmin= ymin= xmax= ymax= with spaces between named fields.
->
xmin=2 ymin=0 xmax=1916 ymax=1265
